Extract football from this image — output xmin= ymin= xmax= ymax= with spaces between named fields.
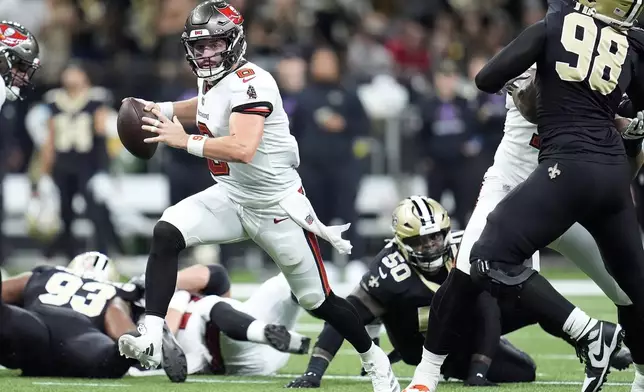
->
xmin=117 ymin=98 xmax=159 ymax=160
xmin=512 ymin=69 xmax=538 ymax=125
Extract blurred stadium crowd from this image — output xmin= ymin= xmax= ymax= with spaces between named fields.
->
xmin=0 ymin=0 xmax=561 ymax=278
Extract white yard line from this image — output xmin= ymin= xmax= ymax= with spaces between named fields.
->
xmin=32 ymin=382 xmax=131 ymax=387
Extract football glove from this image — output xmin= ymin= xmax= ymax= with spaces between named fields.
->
xmin=285 ymin=372 xmax=321 ymax=388
xmin=497 ymin=73 xmax=533 ymax=96
xmin=621 ymin=111 xmax=644 ymax=140
xmin=464 ymin=374 xmax=498 ymax=387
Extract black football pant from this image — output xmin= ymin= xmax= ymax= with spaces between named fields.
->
xmin=30 ymin=304 xmax=135 ymax=378
xmin=424 ymin=158 xmax=644 ymax=363
xmin=0 ymin=303 xmax=55 ymax=376
xmin=45 ymin=167 xmax=117 ymax=259
xmin=471 ymin=158 xmax=644 ymax=361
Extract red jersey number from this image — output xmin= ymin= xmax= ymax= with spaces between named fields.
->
xmin=197 ymin=122 xmax=230 ymax=176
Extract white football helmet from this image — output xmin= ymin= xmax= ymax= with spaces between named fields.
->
xmin=67 ymin=251 xmax=120 ymax=282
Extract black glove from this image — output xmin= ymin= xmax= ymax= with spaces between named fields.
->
xmin=464 ymin=374 xmax=498 ymax=387
xmin=285 ymin=372 xmax=321 ymax=388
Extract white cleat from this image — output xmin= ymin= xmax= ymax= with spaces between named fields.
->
xmin=632 ymin=371 xmax=644 ymax=392
xmin=362 ymin=345 xmax=400 ymax=392
xmin=118 ymin=324 xmax=162 ymax=370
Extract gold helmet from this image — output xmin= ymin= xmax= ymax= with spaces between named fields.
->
xmin=67 ymin=251 xmax=120 ymax=282
xmin=391 ymin=196 xmax=451 ymax=274
xmin=579 ymin=0 xmax=644 ymax=27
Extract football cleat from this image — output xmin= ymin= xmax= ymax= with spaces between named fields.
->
xmin=161 ymin=322 xmax=188 ymax=383
xmin=285 ymin=371 xmax=322 ymax=388
xmin=362 ymin=345 xmax=400 ymax=392
xmin=264 ymin=324 xmax=311 ymax=354
xmin=402 ymin=384 xmax=433 ymax=392
xmin=610 ymin=346 xmax=632 ymax=371
xmin=118 ymin=323 xmax=162 ymax=370
xmin=575 ymin=321 xmax=624 ymax=392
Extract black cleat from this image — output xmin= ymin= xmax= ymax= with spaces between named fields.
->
xmin=264 ymin=324 xmax=311 ymax=354
xmin=161 ymin=323 xmax=187 ymax=383
xmin=576 ymin=321 xmax=624 ymax=392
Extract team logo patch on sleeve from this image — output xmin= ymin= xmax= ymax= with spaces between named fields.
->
xmin=247 ymin=85 xmax=257 ymax=99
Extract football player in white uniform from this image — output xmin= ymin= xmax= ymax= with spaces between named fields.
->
xmin=0 ymin=20 xmax=40 ymax=109
xmin=405 ymin=63 xmax=644 ymax=392
xmin=117 ymin=2 xmax=399 ymax=391
xmin=165 ymin=273 xmax=309 ymax=376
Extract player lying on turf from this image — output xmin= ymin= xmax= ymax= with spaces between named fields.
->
xmin=0 ymin=252 xmax=188 ymax=380
xmin=117 ymin=2 xmax=398 ymax=391
xmin=159 ymin=272 xmax=311 ymax=376
xmin=287 ymin=196 xmax=632 ymax=388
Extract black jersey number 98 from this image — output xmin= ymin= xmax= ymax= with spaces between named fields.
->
xmin=556 ymin=11 xmax=629 ymax=95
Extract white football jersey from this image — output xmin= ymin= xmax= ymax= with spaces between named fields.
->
xmin=0 ymin=77 xmax=6 ymax=110
xmin=196 ymin=61 xmax=301 ymax=208
xmin=488 ymin=64 xmax=539 ymax=186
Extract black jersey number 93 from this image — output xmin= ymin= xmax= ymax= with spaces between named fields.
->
xmin=38 ymin=271 xmax=118 ymax=318
xmin=556 ymin=7 xmax=629 ymax=95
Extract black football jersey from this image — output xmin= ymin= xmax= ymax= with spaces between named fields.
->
xmin=47 ymin=92 xmax=106 ymax=172
xmin=359 ymin=232 xmax=462 ymax=338
xmin=23 ymin=265 xmax=141 ymax=332
xmin=536 ymin=2 xmax=644 ymax=162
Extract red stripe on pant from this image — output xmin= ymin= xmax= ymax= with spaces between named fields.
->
xmin=303 ymin=229 xmax=331 ymax=296
xmin=298 ymin=185 xmax=331 ymax=296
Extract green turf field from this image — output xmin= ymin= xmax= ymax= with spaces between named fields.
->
xmin=0 ymin=294 xmax=635 ymax=392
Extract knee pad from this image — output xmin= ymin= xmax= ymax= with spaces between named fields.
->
xmin=152 ymin=221 xmax=186 ymax=253
xmin=470 ymin=259 xmax=536 ymax=299
xmin=296 ymin=291 xmax=326 ymax=310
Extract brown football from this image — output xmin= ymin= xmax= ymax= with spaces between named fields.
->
xmin=117 ymin=98 xmax=159 ymax=160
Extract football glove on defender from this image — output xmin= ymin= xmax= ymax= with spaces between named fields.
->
xmin=621 ymin=111 xmax=644 ymax=140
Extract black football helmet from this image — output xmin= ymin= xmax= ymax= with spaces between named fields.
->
xmin=181 ymin=1 xmax=246 ymax=82
xmin=0 ymin=21 xmax=40 ymax=101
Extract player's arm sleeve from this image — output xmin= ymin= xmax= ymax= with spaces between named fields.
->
xmin=229 ymin=73 xmax=276 ymax=118
xmin=475 ymin=20 xmax=546 ymax=93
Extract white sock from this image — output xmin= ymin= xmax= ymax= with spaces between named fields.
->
xmin=288 ymin=330 xmax=307 ymax=352
xmin=358 ymin=342 xmax=379 ymax=362
xmin=562 ymin=307 xmax=596 ymax=340
xmin=414 ymin=347 xmax=446 ymax=380
xmin=143 ymin=315 xmax=165 ymax=338
xmin=246 ymin=320 xmax=268 ymax=344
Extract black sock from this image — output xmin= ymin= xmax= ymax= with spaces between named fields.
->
xmin=618 ymin=305 xmax=644 ymax=364
xmin=144 ymin=221 xmax=185 ymax=318
xmin=517 ymin=273 xmax=574 ymax=328
xmin=209 ymin=302 xmax=256 ymax=341
xmin=310 ymin=292 xmax=372 ymax=353
xmin=307 ymin=355 xmax=330 ymax=377
xmin=424 ymin=269 xmax=481 ymax=355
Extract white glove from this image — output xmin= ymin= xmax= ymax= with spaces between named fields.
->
xmin=498 ymin=73 xmax=533 ymax=96
xmin=37 ymin=175 xmax=57 ymax=198
xmin=622 ymin=111 xmax=644 ymax=140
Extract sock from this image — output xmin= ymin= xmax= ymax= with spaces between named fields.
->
xmin=143 ymin=314 xmax=165 ymax=338
xmin=468 ymin=359 xmax=490 ymax=380
xmin=144 ymin=222 xmax=185 ymax=318
xmin=414 ymin=347 xmax=446 ymax=381
xmin=310 ymin=292 xmax=372 ymax=353
xmin=246 ymin=320 xmax=268 ymax=344
xmin=358 ymin=342 xmax=379 ymax=363
xmin=308 ymin=355 xmax=330 ymax=377
xmin=517 ymin=273 xmax=575 ymax=328
xmin=209 ymin=302 xmax=255 ymax=341
xmin=288 ymin=330 xmax=307 ymax=351
xmin=562 ymin=307 xmax=595 ymax=340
